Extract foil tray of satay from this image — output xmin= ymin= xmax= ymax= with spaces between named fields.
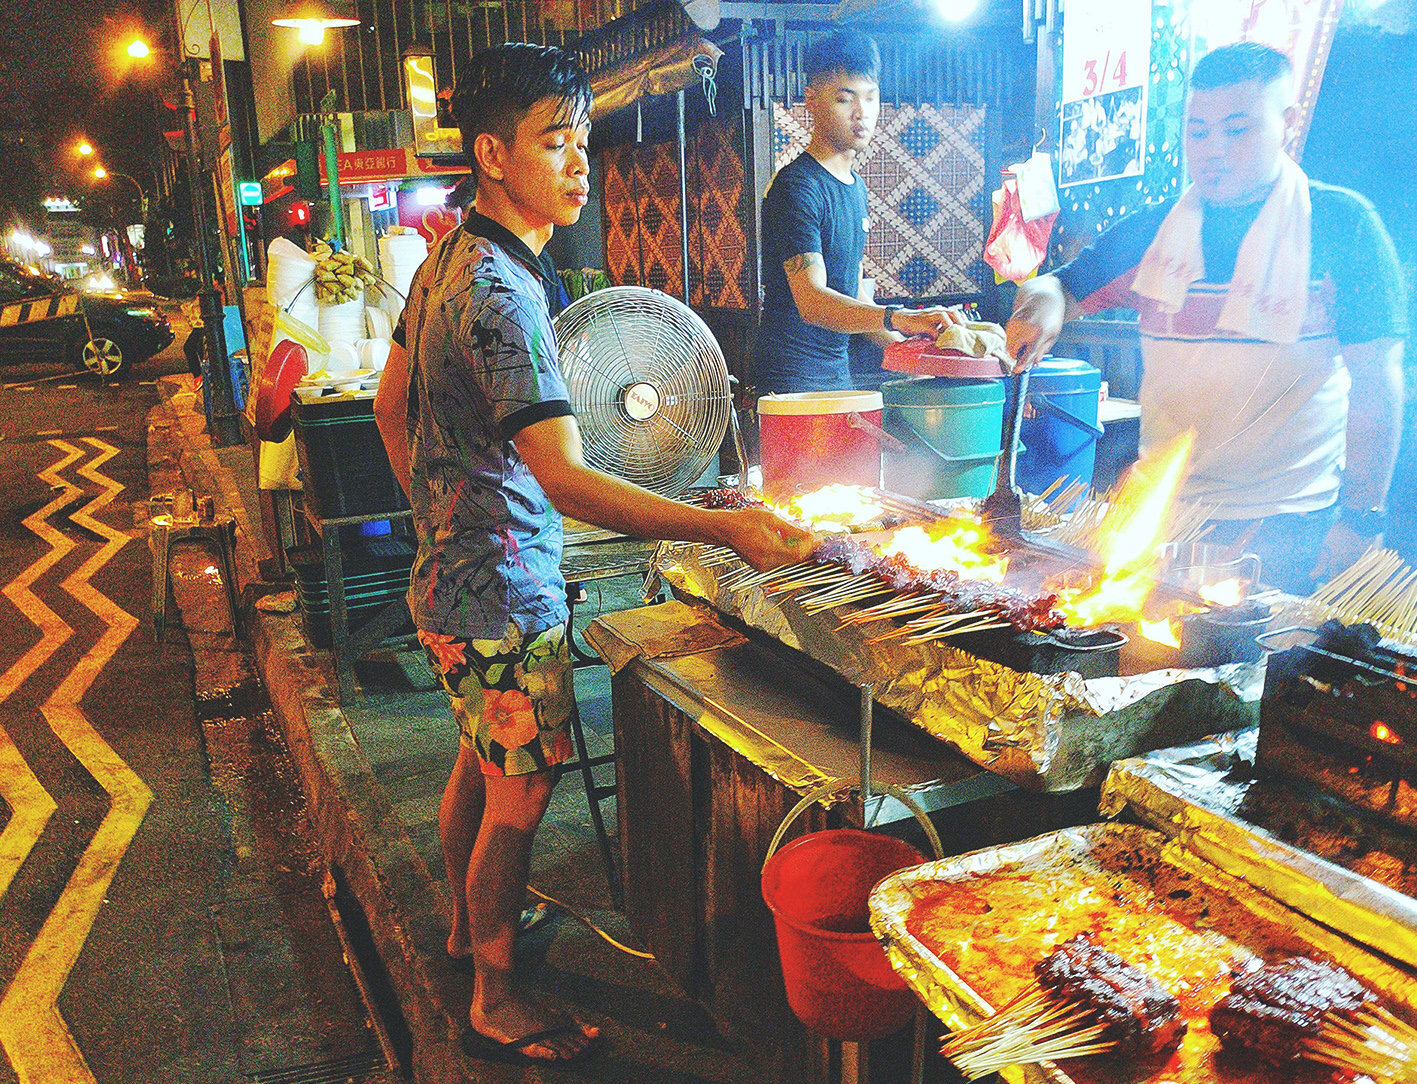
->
xmin=656 ymin=480 xmax=1265 ymax=791
xmin=1100 ymin=727 xmax=1417 ymax=973
xmin=868 ymin=823 xmax=1417 ymax=1084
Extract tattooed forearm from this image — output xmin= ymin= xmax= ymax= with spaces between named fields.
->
xmin=783 ymin=252 xmax=824 ymax=276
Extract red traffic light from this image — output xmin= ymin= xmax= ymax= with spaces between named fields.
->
xmin=287 ymin=200 xmax=311 ymax=228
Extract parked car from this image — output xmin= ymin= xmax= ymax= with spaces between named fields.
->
xmin=0 ymin=258 xmax=173 ymax=377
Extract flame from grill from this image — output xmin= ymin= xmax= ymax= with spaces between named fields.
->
xmin=1138 ymin=617 xmax=1182 ymax=648
xmin=774 ymin=484 xmax=886 ymax=531
xmin=1200 ymin=578 xmax=1246 ymax=606
xmin=1052 ymin=433 xmax=1195 ymax=627
xmin=880 ymin=519 xmax=1009 ymax=584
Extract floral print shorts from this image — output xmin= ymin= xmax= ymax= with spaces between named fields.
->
xmin=419 ymin=622 xmax=575 ymax=777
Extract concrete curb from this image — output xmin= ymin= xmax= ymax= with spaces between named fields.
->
xmin=148 ymin=383 xmax=471 ymax=1084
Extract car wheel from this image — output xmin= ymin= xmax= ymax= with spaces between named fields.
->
xmin=77 ymin=335 xmax=130 ymax=378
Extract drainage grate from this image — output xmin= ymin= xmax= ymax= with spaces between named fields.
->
xmin=250 ymin=1051 xmax=387 ymax=1084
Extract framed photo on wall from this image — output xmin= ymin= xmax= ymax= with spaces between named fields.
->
xmin=1057 ymin=0 xmax=1152 ymax=188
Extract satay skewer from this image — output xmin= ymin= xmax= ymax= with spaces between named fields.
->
xmin=940 ymin=935 xmax=1185 ymax=1080
xmin=1213 ymin=957 xmax=1417 ymax=1084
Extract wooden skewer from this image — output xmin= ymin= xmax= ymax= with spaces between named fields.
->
xmin=866 ymin=611 xmax=991 ymax=645
xmin=1299 ymin=1003 xmax=1417 ymax=1083
xmin=766 ymin=571 xmax=850 ymax=598
xmin=839 ymin=592 xmax=942 ymax=623
xmin=716 ymin=563 xmax=757 ymax=585
xmin=939 ymin=981 xmax=1118 ymax=1081
xmin=797 ymin=579 xmax=887 ymax=609
xmin=903 ymin=608 xmax=988 ymax=628
xmin=696 ymin=546 xmax=739 ymax=566
xmin=903 ymin=620 xmax=1009 ymax=646
xmin=794 ymin=575 xmax=868 ymax=604
xmin=800 ymin=585 xmax=892 ymax=615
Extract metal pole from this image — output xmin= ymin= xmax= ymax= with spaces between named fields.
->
xmin=858 ymin=683 xmax=873 ymax=822
xmin=320 ymin=93 xmax=347 ymax=249
xmin=173 ymin=45 xmax=240 ymax=445
xmin=676 ymin=88 xmax=691 ymax=303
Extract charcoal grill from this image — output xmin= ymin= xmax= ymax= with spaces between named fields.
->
xmin=654 ymin=512 xmax=1267 ymax=790
xmin=1257 ymin=620 xmax=1417 ymax=831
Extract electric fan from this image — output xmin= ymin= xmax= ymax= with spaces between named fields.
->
xmin=554 ymin=286 xmax=732 ymax=497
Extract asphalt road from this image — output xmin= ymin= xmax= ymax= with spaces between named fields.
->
xmin=0 ymin=338 xmax=390 ymax=1083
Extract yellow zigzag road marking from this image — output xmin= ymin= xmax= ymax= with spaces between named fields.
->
xmin=0 ymin=729 xmax=56 ymax=903
xmin=0 ymin=438 xmax=152 ymax=1084
xmin=0 ymin=446 xmax=81 ymax=703
xmin=0 ymin=444 xmax=82 ymax=901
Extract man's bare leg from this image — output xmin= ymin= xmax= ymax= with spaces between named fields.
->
xmin=465 ymin=769 xmax=599 ymax=1060
xmin=440 ymin=744 xmax=486 ymax=959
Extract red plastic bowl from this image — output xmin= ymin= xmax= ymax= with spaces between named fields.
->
xmin=253 ymin=339 xmax=309 ymax=442
xmin=883 ymin=338 xmax=1010 ymax=379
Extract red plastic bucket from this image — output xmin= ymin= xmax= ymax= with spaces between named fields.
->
xmin=757 ymin=391 xmax=885 ymax=501
xmin=761 ymin=828 xmax=925 ymax=1040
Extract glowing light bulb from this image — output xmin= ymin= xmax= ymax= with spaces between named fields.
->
xmin=931 ymin=0 xmax=979 ymax=20
xmin=298 ymin=21 xmax=326 ymax=44
xmin=126 ymin=38 xmax=151 ymax=59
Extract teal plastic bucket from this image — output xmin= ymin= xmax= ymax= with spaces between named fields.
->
xmin=881 ymin=377 xmax=1006 ymax=500
xmin=1003 ymin=357 xmax=1104 ymax=499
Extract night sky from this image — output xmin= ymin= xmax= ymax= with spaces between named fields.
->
xmin=0 ymin=0 xmax=173 ymax=203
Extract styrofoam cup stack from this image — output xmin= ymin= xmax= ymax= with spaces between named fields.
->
xmin=364 ymin=305 xmax=393 ymax=340
xmin=325 ymin=341 xmax=361 ymax=375
xmin=267 ymin=238 xmax=319 ymax=331
xmin=356 ymin=338 xmax=391 ymax=371
xmin=317 ymin=289 xmax=366 ymax=348
xmin=378 ymin=232 xmax=428 ymax=323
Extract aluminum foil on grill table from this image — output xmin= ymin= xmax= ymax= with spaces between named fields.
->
xmin=1101 ymin=729 xmax=1417 ymax=971
xmin=868 ymin=823 xmax=1417 ymax=1084
xmin=654 ymin=541 xmax=1264 ymax=791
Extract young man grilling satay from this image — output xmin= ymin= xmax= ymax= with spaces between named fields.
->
xmin=1006 ymin=42 xmax=1406 ymax=595
xmin=374 ymin=43 xmax=814 ymax=1066
xmin=753 ymin=29 xmax=964 ymax=394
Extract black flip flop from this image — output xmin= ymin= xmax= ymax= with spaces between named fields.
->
xmin=459 ymin=1021 xmax=602 ymax=1066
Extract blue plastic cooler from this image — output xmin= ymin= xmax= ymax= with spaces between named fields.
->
xmin=1003 ymin=357 xmax=1105 ymax=498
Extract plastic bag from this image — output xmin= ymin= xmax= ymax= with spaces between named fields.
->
xmin=272 ymin=308 xmax=330 ymax=373
xmin=983 ymin=156 xmax=1060 ymax=284
xmin=258 ymin=433 xmax=301 ymax=491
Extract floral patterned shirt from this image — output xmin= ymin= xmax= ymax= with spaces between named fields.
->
xmin=393 ymin=219 xmax=573 ymax=639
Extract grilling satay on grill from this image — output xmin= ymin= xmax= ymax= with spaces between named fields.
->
xmin=813 ymin=535 xmax=1066 ymax=633
xmin=940 ymin=934 xmax=1185 ymax=1080
xmin=1212 ymin=957 xmax=1417 ymax=1080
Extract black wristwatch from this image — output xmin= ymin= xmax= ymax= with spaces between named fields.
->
xmin=882 ymin=305 xmax=901 ymax=332
xmin=1337 ymin=505 xmax=1388 ymax=536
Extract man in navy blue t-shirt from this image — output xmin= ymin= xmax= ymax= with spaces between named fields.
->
xmin=753 ymin=30 xmax=961 ymax=394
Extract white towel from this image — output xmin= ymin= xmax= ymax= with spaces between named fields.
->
xmin=1131 ymin=154 xmax=1311 ymax=344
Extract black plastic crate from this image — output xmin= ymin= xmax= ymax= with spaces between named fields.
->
xmin=298 ymin=594 xmax=413 ymax=649
xmin=291 ymin=395 xmax=411 ymax=520
xmin=286 ymin=537 xmax=416 ymax=593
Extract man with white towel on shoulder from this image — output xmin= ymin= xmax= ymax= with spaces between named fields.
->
xmin=1006 ymin=42 xmax=1406 ymax=595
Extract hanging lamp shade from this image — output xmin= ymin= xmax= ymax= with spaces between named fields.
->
xmin=271 ymin=0 xmax=360 ymax=44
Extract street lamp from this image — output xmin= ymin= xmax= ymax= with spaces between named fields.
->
xmin=92 ymin=167 xmax=147 ymax=211
xmin=271 ymin=0 xmax=359 ymax=45
xmin=77 ymin=140 xmax=95 ymax=157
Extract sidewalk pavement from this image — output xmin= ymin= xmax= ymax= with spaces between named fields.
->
xmin=149 ymin=375 xmax=771 ymax=1084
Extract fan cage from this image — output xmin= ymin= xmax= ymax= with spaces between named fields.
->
xmin=554 ymin=286 xmax=732 ymax=498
